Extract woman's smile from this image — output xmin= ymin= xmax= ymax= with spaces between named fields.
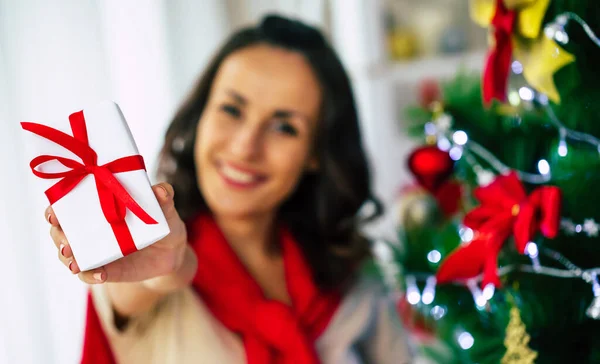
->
xmin=217 ymin=160 xmax=268 ymax=189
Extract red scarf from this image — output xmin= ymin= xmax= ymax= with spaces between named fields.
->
xmin=80 ymin=214 xmax=341 ymax=364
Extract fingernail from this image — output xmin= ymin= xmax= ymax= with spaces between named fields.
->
xmin=59 ymin=244 xmax=65 ymax=257
xmin=93 ymin=272 xmax=104 ymax=282
xmin=68 ymin=261 xmax=74 ymax=272
xmin=158 ymin=185 xmax=169 ymax=199
xmin=47 ymin=213 xmax=52 ymax=224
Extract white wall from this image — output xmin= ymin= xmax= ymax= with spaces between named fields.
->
xmin=0 ymin=2 xmax=112 ymax=363
xmin=226 ymin=0 xmax=328 ymax=30
xmin=328 ymin=0 xmax=417 ymax=241
xmin=164 ymin=1 xmax=231 ymax=106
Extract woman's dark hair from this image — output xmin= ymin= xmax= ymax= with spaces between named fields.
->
xmin=156 ymin=14 xmax=383 ymax=291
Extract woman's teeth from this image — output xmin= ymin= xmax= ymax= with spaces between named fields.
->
xmin=221 ymin=164 xmax=257 ymax=183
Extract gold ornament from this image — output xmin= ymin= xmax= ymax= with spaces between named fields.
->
xmin=501 ymin=306 xmax=538 ymax=364
xmin=388 ymin=28 xmax=418 ymax=60
xmin=397 ymin=189 xmax=442 ymax=233
xmin=470 ymin=0 xmax=575 ymax=103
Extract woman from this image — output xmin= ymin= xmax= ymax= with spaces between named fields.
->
xmin=47 ymin=14 xmax=412 ymax=364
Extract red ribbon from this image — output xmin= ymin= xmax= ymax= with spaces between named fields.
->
xmin=483 ymin=0 xmax=516 ymax=104
xmin=21 ymin=110 xmax=157 ymax=256
xmin=436 ymin=171 xmax=561 ymax=288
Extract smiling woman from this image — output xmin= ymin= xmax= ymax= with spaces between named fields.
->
xmin=158 ymin=16 xmax=382 ymax=292
xmin=45 ymin=14 xmax=412 ymax=364
xmin=194 ymin=45 xmax=322 ymax=228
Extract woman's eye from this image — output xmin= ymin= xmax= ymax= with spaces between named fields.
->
xmin=220 ymin=104 xmax=241 ymax=118
xmin=273 ymin=121 xmax=298 ymax=136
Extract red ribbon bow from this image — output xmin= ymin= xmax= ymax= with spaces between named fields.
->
xmin=21 ymin=110 xmax=157 ymax=256
xmin=436 ymin=171 xmax=561 ymax=288
xmin=483 ymin=0 xmax=516 ymax=104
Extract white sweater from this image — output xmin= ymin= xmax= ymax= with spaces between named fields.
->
xmin=91 ymin=277 xmax=413 ymax=363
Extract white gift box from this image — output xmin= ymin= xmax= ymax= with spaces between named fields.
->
xmin=21 ymin=100 xmax=170 ymax=271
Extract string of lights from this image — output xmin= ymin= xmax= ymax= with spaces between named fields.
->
xmin=547 ymin=12 xmax=600 ymax=48
xmin=396 ymin=241 xmax=600 ymax=319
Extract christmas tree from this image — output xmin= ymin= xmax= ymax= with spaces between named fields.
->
xmin=385 ymin=1 xmax=600 ymax=363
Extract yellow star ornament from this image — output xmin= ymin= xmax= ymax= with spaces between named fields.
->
xmin=470 ymin=0 xmax=576 ymax=104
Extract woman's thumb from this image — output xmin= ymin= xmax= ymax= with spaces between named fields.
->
xmin=153 ymin=183 xmax=176 ymax=211
xmin=153 ymin=183 xmax=180 ymax=223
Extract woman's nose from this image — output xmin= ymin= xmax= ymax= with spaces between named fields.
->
xmin=229 ymin=122 xmax=262 ymax=161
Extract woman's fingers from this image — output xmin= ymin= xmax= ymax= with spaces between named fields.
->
xmin=46 ymin=204 xmax=120 ymax=283
xmin=50 ymin=225 xmax=79 ymax=273
xmin=151 ymin=183 xmax=187 ymax=254
xmin=56 ymin=248 xmax=80 ymax=274
xmin=78 ymin=266 xmax=107 ymax=284
xmin=44 ymin=205 xmax=60 ymax=226
xmin=44 ymin=183 xmax=183 ymax=284
xmin=49 ymin=224 xmax=65 ymax=249
xmin=47 ymin=207 xmax=80 ymax=274
xmin=153 ymin=183 xmax=179 ymax=224
xmin=45 ymin=205 xmax=108 ymax=282
xmin=49 ymin=224 xmax=72 ymax=255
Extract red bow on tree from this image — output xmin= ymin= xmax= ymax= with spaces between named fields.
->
xmin=436 ymin=171 xmax=561 ymax=288
xmin=483 ymin=0 xmax=516 ymax=104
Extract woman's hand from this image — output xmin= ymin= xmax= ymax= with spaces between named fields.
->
xmin=47 ymin=183 xmax=189 ymax=285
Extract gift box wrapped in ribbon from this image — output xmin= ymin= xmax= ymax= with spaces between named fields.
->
xmin=21 ymin=100 xmax=170 ymax=271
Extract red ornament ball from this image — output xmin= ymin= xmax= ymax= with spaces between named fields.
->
xmin=407 ymin=145 xmax=454 ymax=193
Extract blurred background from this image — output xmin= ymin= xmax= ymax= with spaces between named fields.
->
xmin=0 ymin=0 xmax=487 ymax=363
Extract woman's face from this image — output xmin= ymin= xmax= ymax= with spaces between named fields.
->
xmin=194 ymin=44 xmax=322 ymax=219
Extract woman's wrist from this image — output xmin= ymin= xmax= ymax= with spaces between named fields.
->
xmin=141 ymin=244 xmax=198 ymax=294
xmin=105 ymin=245 xmax=197 ymax=320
